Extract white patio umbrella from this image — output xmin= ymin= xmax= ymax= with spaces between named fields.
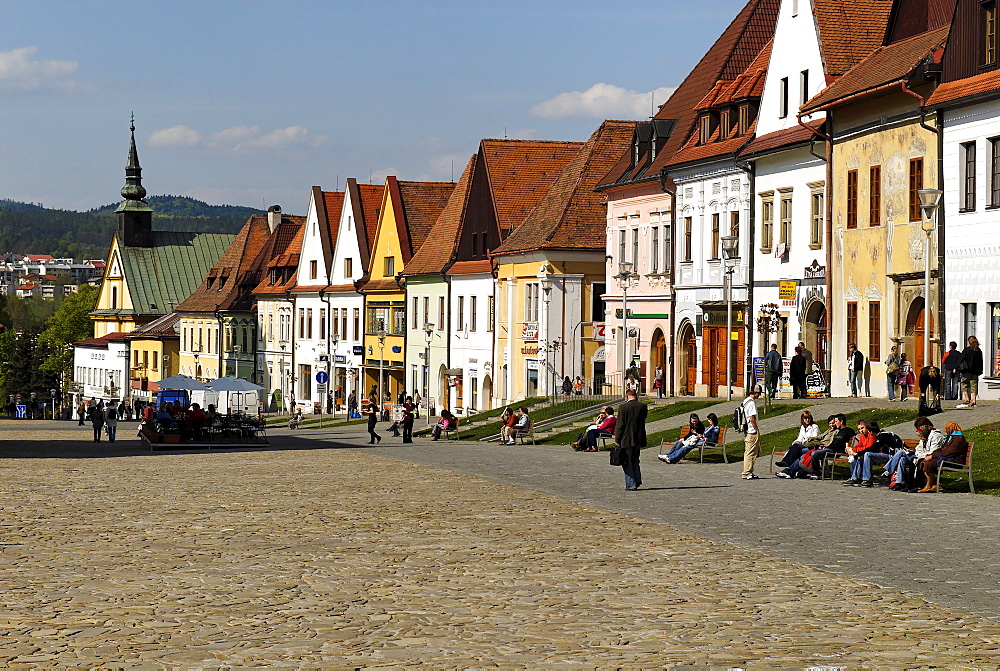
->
xmin=156 ymin=374 xmax=212 ymax=391
xmin=207 ymin=376 xmax=264 ymax=392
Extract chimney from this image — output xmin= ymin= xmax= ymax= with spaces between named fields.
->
xmin=267 ymin=204 xmax=282 ymax=233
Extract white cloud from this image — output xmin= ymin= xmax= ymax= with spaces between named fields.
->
xmin=146 ymin=124 xmax=327 ymax=155
xmin=208 ymin=125 xmax=327 ymax=153
xmin=148 ymin=125 xmax=204 ymax=148
xmin=0 ymin=47 xmax=83 ymax=92
xmin=429 ymin=153 xmax=469 ymax=179
xmin=530 ymin=83 xmax=676 ymax=120
xmin=369 ymin=167 xmax=400 ymax=185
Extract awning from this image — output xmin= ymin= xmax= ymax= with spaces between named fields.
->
xmin=444 ymin=368 xmax=463 ymax=376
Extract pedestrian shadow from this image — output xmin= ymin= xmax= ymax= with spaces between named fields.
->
xmin=654 ymin=485 xmax=735 ymax=490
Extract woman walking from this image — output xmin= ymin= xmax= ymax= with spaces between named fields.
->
xmin=897 ymin=353 xmax=914 ymax=401
xmin=883 ymin=345 xmax=900 ymax=401
xmin=90 ymin=401 xmax=105 ymax=443
xmin=957 ymin=336 xmax=984 ymax=408
xmin=362 ymin=403 xmax=381 ymax=444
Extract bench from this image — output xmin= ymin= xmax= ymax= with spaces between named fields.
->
xmin=512 ymin=419 xmax=535 ymax=445
xmin=935 ymin=441 xmax=975 ymax=494
xmin=443 ymin=422 xmax=461 ymax=440
xmin=657 ymin=425 xmax=727 ymax=463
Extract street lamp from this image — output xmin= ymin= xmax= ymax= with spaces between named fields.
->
xmin=233 ymin=344 xmax=242 ymax=379
xmin=614 ymin=261 xmax=638 ymax=396
xmin=540 ymin=275 xmax=554 ymax=400
xmin=423 ymin=322 xmax=434 ymax=425
xmin=377 ymin=329 xmax=387 ymax=417
xmin=918 ymin=188 xmax=942 ymax=371
xmin=721 ymin=234 xmax=740 ymax=402
xmin=50 ymin=388 xmax=56 ymax=420
xmin=331 ymin=332 xmax=340 ymax=419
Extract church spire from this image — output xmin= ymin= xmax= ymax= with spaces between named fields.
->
xmin=120 ymin=113 xmax=147 ymax=202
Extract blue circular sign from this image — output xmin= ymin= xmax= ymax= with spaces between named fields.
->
xmin=315 ymin=371 xmax=329 ymax=384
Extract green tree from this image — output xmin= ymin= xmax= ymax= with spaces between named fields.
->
xmin=37 ymin=285 xmax=98 ymax=384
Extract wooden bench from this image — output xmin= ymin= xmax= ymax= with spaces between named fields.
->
xmin=513 ymin=419 xmax=535 ymax=445
xmin=935 ymin=441 xmax=975 ymax=494
xmin=657 ymin=425 xmax=727 ymax=463
xmin=443 ymin=422 xmax=461 ymax=440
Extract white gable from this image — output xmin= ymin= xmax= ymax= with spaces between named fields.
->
xmin=296 ymin=191 xmax=330 ymax=285
xmin=331 ymin=189 xmax=363 ymax=283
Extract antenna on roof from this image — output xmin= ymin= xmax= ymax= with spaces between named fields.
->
xmin=451 ymin=160 xmax=454 ymax=183
xmin=504 ymin=126 xmax=508 ymax=139
xmin=336 ymin=175 xmax=339 ymax=191
xmin=651 ymin=93 xmax=654 ymax=119
xmin=369 ymin=167 xmax=372 ymax=185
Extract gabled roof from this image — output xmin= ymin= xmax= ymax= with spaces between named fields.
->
xmin=177 ymin=213 xmax=304 ymax=313
xmin=116 ymin=231 xmax=235 ymax=317
xmin=801 ymin=25 xmax=950 ymax=113
xmin=479 ymin=139 xmax=584 ymax=234
xmin=76 ymin=332 xmax=129 ymax=348
xmin=813 ymin=0 xmax=894 ymax=77
xmin=740 ymin=119 xmax=825 ymax=158
xmin=401 ymin=154 xmax=476 ymax=276
xmin=253 ymin=222 xmax=305 ymax=296
xmin=127 ymin=311 xmax=180 ymax=339
xmin=356 ymin=183 xmax=385 ymax=253
xmin=928 ymin=68 xmax=1000 ymax=107
xmin=318 ymin=188 xmax=345 ymax=272
xmin=396 ymin=180 xmax=455 ymax=258
xmin=599 ymin=0 xmax=780 ymax=188
xmin=492 ymin=120 xmax=635 ymax=256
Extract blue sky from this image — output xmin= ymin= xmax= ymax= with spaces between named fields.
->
xmin=0 ymin=1 xmax=747 ymax=213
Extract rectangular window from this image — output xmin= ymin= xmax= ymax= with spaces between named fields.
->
xmin=310 ymin=259 xmax=317 ymax=280
xmin=353 ymin=308 xmax=360 ymax=340
xmin=991 ymin=303 xmax=1000 ymax=376
xmin=320 ymin=308 xmax=327 ymax=340
xmin=412 ymin=297 xmax=419 ymax=328
xmin=720 ymin=109 xmax=732 ymax=138
xmin=618 ymin=229 xmax=626 ymax=264
xmin=651 ymin=227 xmax=659 ymax=273
xmin=384 ymin=256 xmax=395 ymax=277
xmin=847 ymin=302 xmax=858 ymax=348
xmin=869 ymin=166 xmax=881 ymax=226
xmin=664 ymin=225 xmax=673 ymax=276
xmin=524 ymin=283 xmax=539 ymax=322
xmin=299 ymin=364 xmax=312 ymax=401
xmin=909 ymin=158 xmax=924 ymax=222
xmin=423 ymin=296 xmax=430 ymax=327
xmin=711 ymin=213 xmax=720 ymax=259
xmin=779 ymin=194 xmax=792 ymax=248
xmin=699 ymin=114 xmax=711 ymax=144
xmin=987 ymin=1 xmax=997 ymax=65
xmin=811 ymin=191 xmax=824 ymax=247
xmin=438 ymin=296 xmax=446 ymax=330
xmin=631 ymin=228 xmax=639 ymax=266
xmin=344 ymin=257 xmax=353 ymax=278
xmin=962 ymin=142 xmax=977 ymax=212
xmin=738 ymin=105 xmax=750 ymax=135
xmin=800 ymin=69 xmax=810 ymax=105
xmin=730 ymin=211 xmax=740 ymax=239
xmin=868 ymin=301 xmax=881 ymax=360
xmin=991 ymin=138 xmax=1000 ymax=208
xmin=779 ymin=77 xmax=789 ymax=118
xmin=963 ymin=303 xmax=978 ymax=342
xmin=591 ymin=282 xmax=606 ymax=323
xmin=470 ymin=296 xmax=477 ymax=332
xmin=684 ymin=217 xmax=693 ymax=261
xmin=298 ymin=308 xmax=305 ymax=339
xmin=487 ymin=295 xmax=495 ymax=332
xmin=457 ymin=296 xmax=465 ymax=331
xmin=306 ymin=308 xmax=313 ymax=339
xmin=761 ymin=199 xmax=774 ymax=251
xmin=392 ymin=306 xmax=406 ymax=334
xmin=847 ymin=170 xmax=858 ymax=229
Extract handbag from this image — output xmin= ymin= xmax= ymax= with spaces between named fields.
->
xmin=609 ymin=445 xmax=627 ymax=466
xmin=886 ymin=359 xmax=899 ymax=374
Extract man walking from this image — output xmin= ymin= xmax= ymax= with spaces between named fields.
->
xmin=848 ymin=343 xmax=864 ymax=397
xmin=942 ymin=341 xmax=960 ymax=401
xmin=400 ymin=396 xmax=416 ymax=443
xmin=740 ymin=385 xmax=763 ymax=480
xmin=614 ymin=389 xmax=647 ymax=491
xmin=765 ymin=343 xmax=782 ymax=398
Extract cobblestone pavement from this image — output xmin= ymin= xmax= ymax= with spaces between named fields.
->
xmin=2 ymin=418 xmax=1000 ymax=667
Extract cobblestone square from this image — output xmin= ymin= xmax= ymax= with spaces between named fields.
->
xmin=1 ymin=419 xmax=999 ymax=667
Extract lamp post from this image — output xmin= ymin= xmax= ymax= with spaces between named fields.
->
xmin=721 ymin=234 xmax=740 ymax=402
xmin=918 ymin=188 xmax=942 ymax=371
xmin=540 ymin=275 xmax=553 ymax=400
xmin=331 ymin=333 xmax=340 ymax=419
xmin=233 ymin=344 xmax=242 ymax=379
xmin=423 ymin=322 xmax=434 ymax=425
xmin=614 ymin=261 xmax=638 ymax=396
xmin=50 ymin=388 xmax=56 ymax=420
xmin=377 ymin=330 xmax=387 ymax=417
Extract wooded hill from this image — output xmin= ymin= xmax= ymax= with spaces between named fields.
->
xmin=0 ymin=196 xmax=264 ymax=259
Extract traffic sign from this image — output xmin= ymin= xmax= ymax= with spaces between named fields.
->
xmin=315 ymin=371 xmax=329 ymax=384
xmin=317 ymin=383 xmax=328 ymax=397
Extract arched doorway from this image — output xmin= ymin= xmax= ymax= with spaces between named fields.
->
xmin=649 ymin=328 xmax=666 ymax=394
xmin=482 ymin=375 xmax=493 ymax=411
xmin=803 ymin=300 xmax=828 ymax=383
xmin=678 ymin=322 xmax=697 ymax=396
xmin=905 ymin=297 xmax=933 ymax=370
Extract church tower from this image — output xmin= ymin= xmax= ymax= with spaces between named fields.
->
xmin=115 ymin=118 xmax=153 ymax=247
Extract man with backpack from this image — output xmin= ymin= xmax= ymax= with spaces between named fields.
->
xmin=737 ymin=385 xmax=763 ymax=480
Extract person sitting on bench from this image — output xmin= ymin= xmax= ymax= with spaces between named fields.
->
xmin=506 ymin=407 xmax=530 ymax=445
xmin=661 ymin=413 xmax=720 ymax=463
xmin=573 ymin=407 xmax=616 ymax=452
xmin=431 ymin=410 xmax=457 ymax=440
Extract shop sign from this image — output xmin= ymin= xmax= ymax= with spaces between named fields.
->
xmin=779 ymin=280 xmax=797 ymax=306
xmin=526 ymin=359 xmax=539 ymax=370
xmin=521 ymin=322 xmax=538 ymax=341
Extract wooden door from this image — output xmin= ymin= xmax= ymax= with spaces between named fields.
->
xmin=913 ymin=309 xmax=925 ymax=370
xmin=685 ymin=332 xmax=697 ymax=395
xmin=704 ymin=328 xmax=720 ymax=396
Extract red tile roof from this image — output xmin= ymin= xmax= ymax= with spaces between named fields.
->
xmin=357 ymin=184 xmax=385 ymax=250
xmin=740 ymin=119 xmax=826 ymax=157
xmin=801 ymin=25 xmax=950 ymax=113
xmin=127 ymin=312 xmax=180 ymax=339
xmin=396 ymin=180 xmax=455 ymax=258
xmin=928 ymin=68 xmax=1000 ymax=107
xmin=76 ymin=332 xmax=129 ymax=347
xmin=446 ymin=259 xmax=492 ymax=276
xmin=813 ymin=0 xmax=894 ymax=77
xmin=402 ymin=154 xmax=476 ymax=276
xmin=479 ymin=139 xmax=584 ymax=233
xmin=492 ymin=120 xmax=635 ymax=255
xmin=252 ymin=223 xmax=304 ymax=296
xmin=598 ymin=0 xmax=780 ymax=189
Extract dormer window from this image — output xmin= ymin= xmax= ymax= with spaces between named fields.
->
xmin=719 ymin=109 xmax=733 ymax=139
xmin=738 ymin=105 xmax=751 ymax=135
xmin=779 ymin=77 xmax=789 ymax=118
xmin=699 ymin=114 xmax=712 ymax=144
xmin=206 ymin=277 xmax=214 ymax=289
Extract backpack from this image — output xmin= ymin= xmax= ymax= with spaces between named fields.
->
xmin=733 ymin=401 xmax=749 ymax=434
xmin=876 ymin=430 xmax=904 ymax=455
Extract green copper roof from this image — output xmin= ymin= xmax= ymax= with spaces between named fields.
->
xmin=116 ymin=118 xmax=151 ymax=213
xmin=119 ymin=231 xmax=235 ymax=316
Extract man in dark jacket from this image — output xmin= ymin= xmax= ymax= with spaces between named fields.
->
xmin=789 ymin=346 xmax=808 ymax=399
xmin=848 ymin=343 xmax=864 ymax=397
xmin=941 ymin=341 xmax=960 ymax=400
xmin=615 ymin=389 xmax=647 ymax=491
xmin=765 ymin=343 xmax=782 ymax=398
